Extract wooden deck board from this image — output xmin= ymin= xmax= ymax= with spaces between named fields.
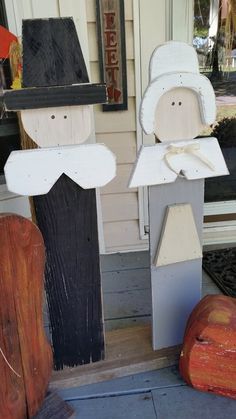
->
xmin=50 ymin=325 xmax=180 ymax=390
xmin=58 ymin=366 xmax=183 ymax=400
xmin=68 ymin=392 xmax=157 ymax=419
xmin=100 ymin=251 xmax=149 ymax=272
xmin=152 ymin=386 xmax=236 ymax=419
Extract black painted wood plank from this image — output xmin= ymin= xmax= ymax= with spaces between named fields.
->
xmin=22 ymin=18 xmax=89 ymax=87
xmin=2 ymin=84 xmax=107 ymax=110
xmin=21 ymin=18 xmax=105 ymax=369
xmin=34 ymin=175 xmax=104 ymax=369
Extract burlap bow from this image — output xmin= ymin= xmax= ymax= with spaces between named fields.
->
xmin=164 ymin=143 xmax=215 ymax=176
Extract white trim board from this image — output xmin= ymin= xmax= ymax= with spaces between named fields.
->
xmin=203 ymin=220 xmax=236 ymax=245
xmin=204 ymin=200 xmax=236 ymax=216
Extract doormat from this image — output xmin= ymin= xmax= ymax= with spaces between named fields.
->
xmin=203 ymin=247 xmax=236 ymax=297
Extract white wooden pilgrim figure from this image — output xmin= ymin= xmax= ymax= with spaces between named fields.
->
xmin=129 ymin=41 xmax=229 ymax=350
xmin=1 ymin=18 xmax=116 ymax=368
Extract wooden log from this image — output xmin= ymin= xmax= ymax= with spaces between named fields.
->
xmin=0 ymin=214 xmax=52 ymax=418
xmin=179 ymin=294 xmax=236 ymax=399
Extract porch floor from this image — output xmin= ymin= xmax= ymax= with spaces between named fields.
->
xmin=59 ymin=366 xmax=236 ymax=418
xmin=56 ymin=250 xmax=235 ymax=418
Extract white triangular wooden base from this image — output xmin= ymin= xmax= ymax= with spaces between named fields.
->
xmin=155 ymin=204 xmax=202 ymax=267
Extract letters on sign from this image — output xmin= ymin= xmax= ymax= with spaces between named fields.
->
xmin=96 ymin=0 xmax=128 ymax=111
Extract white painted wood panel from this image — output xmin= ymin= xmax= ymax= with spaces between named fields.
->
xmin=94 ymin=98 xmax=136 ymax=133
xmin=101 ymin=164 xmax=137 ymax=194
xmin=88 ymin=21 xmax=134 ymax=62
xmin=101 ymin=193 xmax=138 ymax=223
xmin=96 ymin=132 xmax=136 ymax=164
xmin=5 ymin=144 xmax=116 ymax=195
xmin=154 ymin=204 xmax=202 ymax=267
xmin=129 ymin=138 xmax=229 ymax=188
xmin=104 ymin=220 xmax=148 ymax=253
xmin=86 ymin=0 xmax=133 ymax=22
xmin=21 ymin=106 xmax=92 ymax=147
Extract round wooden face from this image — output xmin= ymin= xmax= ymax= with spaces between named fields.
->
xmin=154 ymin=88 xmax=205 ymax=142
xmin=21 ymin=105 xmax=92 ymax=147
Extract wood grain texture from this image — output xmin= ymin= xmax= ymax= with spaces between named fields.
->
xmin=35 ymin=391 xmax=74 ymax=419
xmin=180 ymin=295 xmax=236 ymax=399
xmin=0 ymin=214 xmax=52 ymax=418
xmin=3 ymin=84 xmax=107 ymax=111
xmin=33 ymin=175 xmax=104 ymax=369
xmin=21 ymin=105 xmax=92 ymax=146
xmin=22 ymin=17 xmax=89 ymax=87
xmin=50 ymin=325 xmax=180 ymax=389
xmin=20 ymin=18 xmax=106 ymax=368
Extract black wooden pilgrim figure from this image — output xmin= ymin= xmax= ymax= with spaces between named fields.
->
xmin=2 ymin=18 xmax=116 ymax=369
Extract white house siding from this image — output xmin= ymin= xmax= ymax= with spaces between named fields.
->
xmin=86 ymin=0 xmax=149 ymax=252
xmin=3 ymin=0 xmax=148 ymax=252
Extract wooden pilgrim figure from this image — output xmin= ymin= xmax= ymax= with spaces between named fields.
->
xmin=2 ymin=18 xmax=116 ymax=369
xmin=129 ymin=41 xmax=229 ymax=350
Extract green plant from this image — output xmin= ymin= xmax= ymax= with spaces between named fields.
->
xmin=211 ymin=116 xmax=236 ymax=147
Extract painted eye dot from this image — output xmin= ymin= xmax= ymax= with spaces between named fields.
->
xmin=179 ymin=102 xmax=182 ymax=106
xmin=64 ymin=115 xmax=67 ymax=119
xmin=171 ymin=102 xmax=175 ymax=106
xmin=51 ymin=115 xmax=55 ymax=119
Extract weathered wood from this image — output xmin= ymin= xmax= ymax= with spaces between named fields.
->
xmin=21 ymin=105 xmax=92 ymax=147
xmin=180 ymin=295 xmax=236 ymax=399
xmin=149 ymin=177 xmax=204 ymax=349
xmin=22 ymin=18 xmax=89 ymax=88
xmin=19 ymin=18 xmax=106 ymax=369
xmin=34 ymin=175 xmax=104 ymax=369
xmin=152 ymin=386 xmax=236 ymax=419
xmin=0 ymin=214 xmax=52 ymax=418
xmin=69 ymin=392 xmax=156 ymax=419
xmin=35 ymin=391 xmax=75 ymax=419
xmin=3 ymin=84 xmax=107 ymax=110
xmin=100 ymin=251 xmax=149 ymax=272
xmin=50 ymin=325 xmax=180 ymax=389
xmin=96 ymin=0 xmax=127 ymax=111
xmin=58 ymin=365 xmax=182 ymax=400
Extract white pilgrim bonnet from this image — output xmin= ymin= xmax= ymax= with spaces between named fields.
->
xmin=140 ymin=41 xmax=216 ymax=135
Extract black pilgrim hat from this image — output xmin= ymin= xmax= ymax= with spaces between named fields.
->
xmin=1 ymin=17 xmax=107 ymax=111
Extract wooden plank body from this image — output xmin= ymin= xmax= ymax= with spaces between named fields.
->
xmin=149 ymin=177 xmax=204 ymax=349
xmin=18 ymin=18 xmax=107 ymax=368
xmin=33 ymin=175 xmax=104 ymax=369
xmin=180 ymin=295 xmax=236 ymax=399
xmin=0 ymin=214 xmax=52 ymax=418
